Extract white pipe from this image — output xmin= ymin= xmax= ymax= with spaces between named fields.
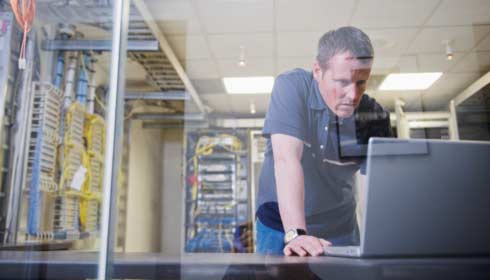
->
xmin=87 ymin=57 xmax=97 ymax=114
xmin=405 ymin=112 xmax=450 ymax=120
xmin=63 ymin=52 xmax=78 ymax=109
xmin=448 ymin=100 xmax=460 ymax=140
xmin=395 ymin=99 xmax=410 ymax=139
xmin=98 ymin=0 xmax=129 ymax=279
xmin=453 ymin=70 xmax=490 ymax=106
xmin=409 ymin=121 xmax=449 ymax=129
xmin=5 ymin=35 xmax=35 ymax=243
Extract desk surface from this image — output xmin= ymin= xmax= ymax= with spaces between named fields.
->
xmin=0 ymin=251 xmax=489 ymax=279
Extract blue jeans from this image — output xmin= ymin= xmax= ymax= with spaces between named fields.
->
xmin=255 ymin=219 xmax=359 ymax=255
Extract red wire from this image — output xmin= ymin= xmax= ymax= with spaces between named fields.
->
xmin=10 ymin=0 xmax=36 ymax=68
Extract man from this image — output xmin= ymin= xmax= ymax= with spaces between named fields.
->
xmin=256 ymin=26 xmax=392 ymax=256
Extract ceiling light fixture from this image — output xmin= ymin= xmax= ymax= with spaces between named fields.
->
xmin=443 ymin=40 xmax=453 ymax=61
xmin=379 ymin=73 xmax=443 ymax=91
xmin=238 ymin=45 xmax=246 ymax=67
xmin=250 ymin=101 xmax=256 ymax=114
xmin=223 ymin=76 xmax=274 ymax=94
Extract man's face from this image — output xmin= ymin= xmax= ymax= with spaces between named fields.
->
xmin=313 ymin=51 xmax=372 ymax=118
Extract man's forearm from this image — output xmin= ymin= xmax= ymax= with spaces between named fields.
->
xmin=274 ymin=158 xmax=306 ymax=232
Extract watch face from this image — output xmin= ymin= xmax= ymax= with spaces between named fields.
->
xmin=285 ymin=230 xmax=298 ymax=243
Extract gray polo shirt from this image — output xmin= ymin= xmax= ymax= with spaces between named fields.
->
xmin=257 ymin=68 xmax=392 ymax=239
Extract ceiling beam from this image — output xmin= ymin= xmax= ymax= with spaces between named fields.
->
xmin=453 ymin=70 xmax=490 ymax=106
xmin=42 ymin=39 xmax=159 ymax=51
xmin=125 ymin=91 xmax=190 ymax=101
xmin=132 ymin=0 xmax=206 ymax=114
xmin=133 ymin=113 xmax=205 ymax=121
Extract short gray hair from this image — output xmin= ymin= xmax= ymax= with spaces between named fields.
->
xmin=316 ymin=26 xmax=374 ymax=71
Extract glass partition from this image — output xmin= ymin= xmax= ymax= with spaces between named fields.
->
xmin=0 ymin=0 xmax=124 ymax=279
xmin=1 ymin=0 xmax=489 ymax=279
xmin=118 ymin=0 xmax=490 ymax=260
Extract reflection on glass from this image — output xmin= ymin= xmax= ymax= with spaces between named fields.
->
xmin=1 ymin=0 xmax=490 ymax=279
xmin=0 ymin=1 xmax=116 ymax=279
xmin=184 ymin=130 xmax=252 ymax=253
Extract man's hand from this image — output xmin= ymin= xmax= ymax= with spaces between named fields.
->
xmin=283 ymin=235 xmax=332 ymax=257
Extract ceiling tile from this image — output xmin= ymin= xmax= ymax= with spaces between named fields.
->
xmin=476 ymin=33 xmax=490 ymax=51
xmin=371 ymin=56 xmax=399 ymax=74
xmin=426 ymin=73 xmax=481 ymax=93
xmin=167 ymin=35 xmax=212 ymax=60
xmin=422 ymin=73 xmax=481 ymax=109
xmin=277 ymin=32 xmax=322 ymax=57
xmin=275 ymin=0 xmax=355 ymax=32
xmin=146 ymin=0 xmax=194 ymax=20
xmin=414 ymin=52 xmax=463 ymax=72
xmin=184 ymin=60 xmax=220 ymax=79
xmin=397 ymin=56 xmax=418 ymax=72
xmin=312 ymin=0 xmax=357 ymax=31
xmin=277 ymin=57 xmax=314 ymax=74
xmin=195 ymin=0 xmax=273 ymax=33
xmin=408 ymin=26 xmax=490 ymax=53
xmin=158 ymin=19 xmax=202 ymax=35
xmin=207 ymin=33 xmax=274 ymax=59
xmin=230 ymin=95 xmax=271 ymax=114
xmin=276 ymin=0 xmax=314 ymax=31
xmin=191 ymin=79 xmax=226 ymax=94
xmin=365 ymin=28 xmax=418 ymax=57
xmin=427 ymin=0 xmax=490 ymax=26
xmin=450 ymin=52 xmax=490 ymax=73
xmin=217 ymin=58 xmax=274 ymax=77
xmin=351 ymin=0 xmax=439 ymax=28
xmin=201 ymin=94 xmax=233 ymax=112
xmin=146 ymin=0 xmax=202 ymax=35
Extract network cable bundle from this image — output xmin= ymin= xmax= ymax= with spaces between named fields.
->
xmin=184 ymin=130 xmax=251 ymax=253
xmin=25 ymin=83 xmax=62 ymax=240
xmin=0 ymin=4 xmax=113 ymax=247
xmin=55 ymin=102 xmax=85 ymax=237
xmin=16 ymin=40 xmax=105 ymax=243
xmin=80 ymin=114 xmax=105 ymax=234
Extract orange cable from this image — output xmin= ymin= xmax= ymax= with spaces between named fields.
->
xmin=10 ymin=0 xmax=36 ymax=69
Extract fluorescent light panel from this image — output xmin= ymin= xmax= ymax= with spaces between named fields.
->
xmin=223 ymin=76 xmax=274 ymax=94
xmin=379 ymin=72 xmax=443 ymax=91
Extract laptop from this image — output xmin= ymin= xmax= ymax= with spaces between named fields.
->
xmin=324 ymin=137 xmax=490 ymax=257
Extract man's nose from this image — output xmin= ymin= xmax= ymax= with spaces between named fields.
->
xmin=344 ymin=83 xmax=359 ymax=102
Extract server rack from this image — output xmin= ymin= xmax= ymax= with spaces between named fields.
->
xmin=0 ymin=16 xmax=106 ymax=245
xmin=184 ymin=130 xmax=250 ymax=253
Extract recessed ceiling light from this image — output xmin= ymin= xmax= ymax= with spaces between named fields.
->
xmin=379 ymin=73 xmax=443 ymax=91
xmin=223 ymin=76 xmax=274 ymax=94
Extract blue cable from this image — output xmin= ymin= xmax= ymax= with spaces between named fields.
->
xmin=54 ymin=53 xmax=64 ymax=88
xmin=76 ymin=53 xmax=90 ymax=104
xmin=27 ymin=126 xmax=42 ymax=235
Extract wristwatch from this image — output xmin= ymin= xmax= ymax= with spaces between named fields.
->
xmin=284 ymin=228 xmax=307 ymax=244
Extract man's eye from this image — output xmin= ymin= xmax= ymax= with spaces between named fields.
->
xmin=337 ymin=80 xmax=350 ymax=87
xmin=356 ymin=81 xmax=366 ymax=87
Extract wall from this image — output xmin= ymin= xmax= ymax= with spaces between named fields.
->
xmin=160 ymin=128 xmax=184 ymax=254
xmin=125 ymin=120 xmax=162 ymax=252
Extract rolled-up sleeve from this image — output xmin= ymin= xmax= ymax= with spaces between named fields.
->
xmin=262 ymin=74 xmax=307 ymax=141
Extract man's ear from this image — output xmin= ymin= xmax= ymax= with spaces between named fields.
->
xmin=313 ymin=61 xmax=322 ymax=81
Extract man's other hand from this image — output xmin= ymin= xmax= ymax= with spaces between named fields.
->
xmin=283 ymin=235 xmax=332 ymax=257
